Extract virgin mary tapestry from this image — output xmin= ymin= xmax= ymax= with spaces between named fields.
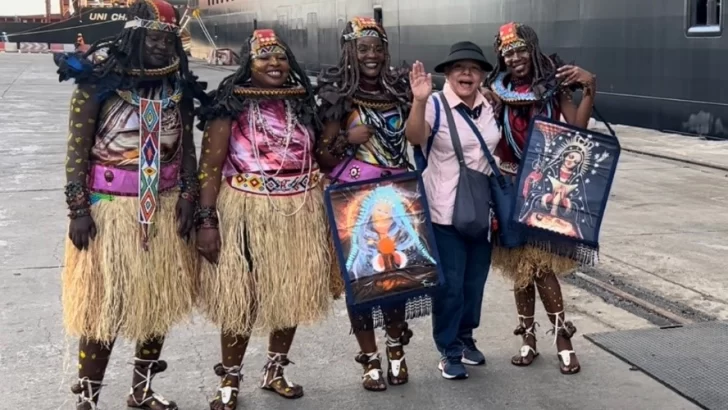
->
xmin=513 ymin=116 xmax=621 ymax=265
xmin=325 ymin=172 xmax=443 ymax=315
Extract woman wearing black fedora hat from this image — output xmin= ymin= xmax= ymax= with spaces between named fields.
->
xmin=315 ymin=17 xmax=419 ymax=392
xmin=406 ymin=41 xmax=501 ymax=380
xmin=484 ymin=22 xmax=597 ymax=375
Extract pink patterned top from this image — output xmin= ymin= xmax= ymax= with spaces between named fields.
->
xmin=222 ymin=100 xmax=315 ymax=176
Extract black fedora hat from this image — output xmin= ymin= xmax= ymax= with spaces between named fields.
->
xmin=434 ymin=41 xmax=493 ymax=73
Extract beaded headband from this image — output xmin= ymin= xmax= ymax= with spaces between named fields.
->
xmin=123 ymin=0 xmax=180 ymax=35
xmin=249 ymin=29 xmax=287 ymax=58
xmin=498 ymin=22 xmax=527 ymax=55
xmin=343 ymin=17 xmax=388 ymax=43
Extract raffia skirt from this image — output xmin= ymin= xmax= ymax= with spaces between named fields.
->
xmin=62 ymin=190 xmax=199 ymax=343
xmin=197 ymin=181 xmax=342 ymax=336
xmin=491 ymin=244 xmax=578 ymax=290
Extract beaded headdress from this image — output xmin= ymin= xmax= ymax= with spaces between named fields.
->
xmin=123 ymin=0 xmax=180 ymax=35
xmin=249 ymin=29 xmax=287 ymax=59
xmin=497 ymin=22 xmax=527 ymax=55
xmin=343 ymin=17 xmax=388 ymax=43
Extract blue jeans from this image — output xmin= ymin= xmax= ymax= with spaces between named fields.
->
xmin=431 ymin=223 xmax=493 ymax=359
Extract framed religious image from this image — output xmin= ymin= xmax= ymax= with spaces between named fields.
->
xmin=514 ymin=116 xmax=621 ymax=249
xmin=324 ymin=172 xmax=443 ymax=309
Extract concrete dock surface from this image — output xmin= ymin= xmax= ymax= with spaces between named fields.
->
xmin=1 ymin=53 xmax=725 ymax=409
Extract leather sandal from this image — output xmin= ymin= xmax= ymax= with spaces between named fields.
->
xmin=546 ymin=310 xmax=581 ymax=375
xmin=511 ymin=314 xmax=540 ymax=366
xmin=384 ymin=323 xmax=413 ymax=386
xmin=71 ymin=378 xmax=102 ymax=410
xmin=260 ymin=353 xmax=304 ymax=399
xmin=209 ymin=363 xmax=243 ymax=410
xmin=126 ymin=358 xmax=178 ymax=410
xmin=355 ymin=352 xmax=386 ymax=391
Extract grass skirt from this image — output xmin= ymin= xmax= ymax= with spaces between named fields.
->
xmin=62 ymin=191 xmax=198 ymax=343
xmin=491 ymin=244 xmax=578 ymax=290
xmin=198 ymin=182 xmax=337 ymax=336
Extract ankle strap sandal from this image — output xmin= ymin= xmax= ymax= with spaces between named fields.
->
xmin=545 ymin=310 xmax=580 ymax=374
xmin=545 ymin=310 xmax=577 ymax=344
xmin=385 ymin=334 xmax=409 ymax=385
xmin=355 ymin=351 xmax=387 ymax=391
xmin=127 ymin=358 xmax=177 ymax=409
xmin=71 ymin=377 xmax=103 ymax=410
xmin=211 ymin=363 xmax=243 ymax=408
xmin=260 ymin=353 xmax=303 ymax=399
xmin=512 ymin=315 xmax=540 ymax=365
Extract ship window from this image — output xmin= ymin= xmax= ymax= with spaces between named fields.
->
xmin=687 ymin=0 xmax=722 ymax=36
xmin=374 ymin=6 xmax=383 ymax=25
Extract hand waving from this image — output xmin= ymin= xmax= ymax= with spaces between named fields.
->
xmin=409 ymin=60 xmax=432 ymax=102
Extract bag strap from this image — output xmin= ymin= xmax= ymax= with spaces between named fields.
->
xmin=592 ymin=105 xmax=616 ymax=137
xmin=426 ymin=94 xmax=441 ymax=158
xmin=455 ymin=108 xmax=509 ymax=188
xmin=328 ymin=149 xmax=358 ymax=185
xmin=413 ymin=94 xmax=441 ymax=170
xmin=437 ymin=92 xmax=467 ymax=168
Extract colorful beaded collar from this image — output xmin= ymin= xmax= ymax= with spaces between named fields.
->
xmin=491 ymin=72 xmax=544 ymax=105
xmin=116 ymin=79 xmax=183 ymax=109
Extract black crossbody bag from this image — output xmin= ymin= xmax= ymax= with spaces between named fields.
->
xmin=437 ymin=92 xmax=492 ymax=240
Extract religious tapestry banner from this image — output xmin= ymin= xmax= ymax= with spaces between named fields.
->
xmin=513 ymin=116 xmax=621 ymax=262
xmin=325 ymin=172 xmax=443 ymax=310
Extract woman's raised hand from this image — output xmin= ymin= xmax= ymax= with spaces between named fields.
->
xmin=409 ymin=60 xmax=432 ymax=102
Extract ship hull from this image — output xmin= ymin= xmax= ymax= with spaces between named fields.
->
xmin=0 ymin=7 xmax=128 ymax=46
xmin=188 ymin=0 xmax=728 ymax=140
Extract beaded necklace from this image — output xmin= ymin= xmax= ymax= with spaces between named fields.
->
xmin=246 ymin=99 xmax=313 ymax=216
xmin=116 ymin=78 xmax=183 ymax=109
xmin=496 ymin=72 xmax=555 ymax=160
